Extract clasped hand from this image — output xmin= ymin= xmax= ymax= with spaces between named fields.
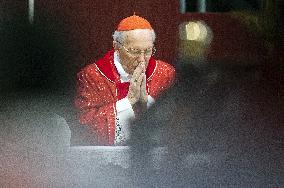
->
xmin=127 ymin=62 xmax=148 ymax=107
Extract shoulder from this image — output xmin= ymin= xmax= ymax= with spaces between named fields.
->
xmin=154 ymin=60 xmax=176 ymax=79
xmin=77 ymin=58 xmax=102 ymax=79
xmin=155 ymin=60 xmax=175 ymax=75
xmin=147 ymin=60 xmax=176 ymax=99
xmin=76 ymin=61 xmax=104 ymax=86
xmin=77 ymin=50 xmax=115 ymax=81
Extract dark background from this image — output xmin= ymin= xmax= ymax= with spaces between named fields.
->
xmin=1 ymin=0 xmax=282 ymax=67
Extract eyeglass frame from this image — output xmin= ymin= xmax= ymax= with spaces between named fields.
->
xmin=116 ymin=41 xmax=156 ymax=57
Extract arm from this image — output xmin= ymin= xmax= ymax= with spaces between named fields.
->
xmin=75 ymin=68 xmax=116 ymax=144
xmin=149 ymin=61 xmax=176 ymax=100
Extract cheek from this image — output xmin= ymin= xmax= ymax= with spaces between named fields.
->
xmin=130 ymin=58 xmax=150 ymax=70
xmin=121 ymin=56 xmax=137 ymax=73
xmin=127 ymin=58 xmax=138 ymax=68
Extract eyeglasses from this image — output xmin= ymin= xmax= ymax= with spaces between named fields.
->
xmin=116 ymin=41 xmax=156 ymax=57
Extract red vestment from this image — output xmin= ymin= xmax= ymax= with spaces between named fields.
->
xmin=75 ymin=49 xmax=175 ymax=145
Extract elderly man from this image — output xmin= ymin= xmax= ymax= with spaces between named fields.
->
xmin=75 ymin=15 xmax=175 ymax=145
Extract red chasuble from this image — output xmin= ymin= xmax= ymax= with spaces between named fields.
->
xmin=75 ymin=49 xmax=175 ymax=145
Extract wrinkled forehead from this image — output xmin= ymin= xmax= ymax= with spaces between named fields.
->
xmin=124 ymin=29 xmax=154 ymax=46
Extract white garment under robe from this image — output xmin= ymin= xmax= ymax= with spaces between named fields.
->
xmin=113 ymin=52 xmax=155 ymax=145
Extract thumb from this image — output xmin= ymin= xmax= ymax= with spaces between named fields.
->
xmin=141 ymin=74 xmax=147 ymax=91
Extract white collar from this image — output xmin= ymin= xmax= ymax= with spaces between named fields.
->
xmin=113 ymin=52 xmax=132 ymax=83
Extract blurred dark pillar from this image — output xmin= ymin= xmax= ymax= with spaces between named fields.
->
xmin=184 ymin=0 xmax=265 ymax=12
xmin=0 ymin=0 xmax=28 ymax=22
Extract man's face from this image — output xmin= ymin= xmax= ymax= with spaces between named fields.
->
xmin=115 ymin=29 xmax=154 ymax=75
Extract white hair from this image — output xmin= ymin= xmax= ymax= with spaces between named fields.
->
xmin=112 ymin=29 xmax=156 ymax=44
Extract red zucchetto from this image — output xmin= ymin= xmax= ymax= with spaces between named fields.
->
xmin=117 ymin=15 xmax=153 ymax=31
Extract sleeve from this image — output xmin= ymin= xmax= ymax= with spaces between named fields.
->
xmin=147 ymin=95 xmax=155 ymax=108
xmin=74 ymin=69 xmax=116 ymax=143
xmin=116 ymin=97 xmax=135 ymax=126
xmin=114 ymin=96 xmax=155 ymax=144
xmin=115 ymin=95 xmax=155 ymax=123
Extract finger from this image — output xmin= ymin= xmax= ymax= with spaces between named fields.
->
xmin=132 ymin=64 xmax=143 ymax=77
xmin=128 ymin=73 xmax=143 ymax=101
xmin=131 ymin=70 xmax=144 ymax=85
xmin=129 ymin=72 xmax=143 ymax=90
xmin=136 ymin=72 xmax=144 ymax=85
xmin=140 ymin=75 xmax=148 ymax=103
xmin=141 ymin=74 xmax=147 ymax=94
xmin=132 ymin=62 xmax=145 ymax=80
xmin=140 ymin=62 xmax=146 ymax=73
xmin=139 ymin=61 xmax=146 ymax=68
